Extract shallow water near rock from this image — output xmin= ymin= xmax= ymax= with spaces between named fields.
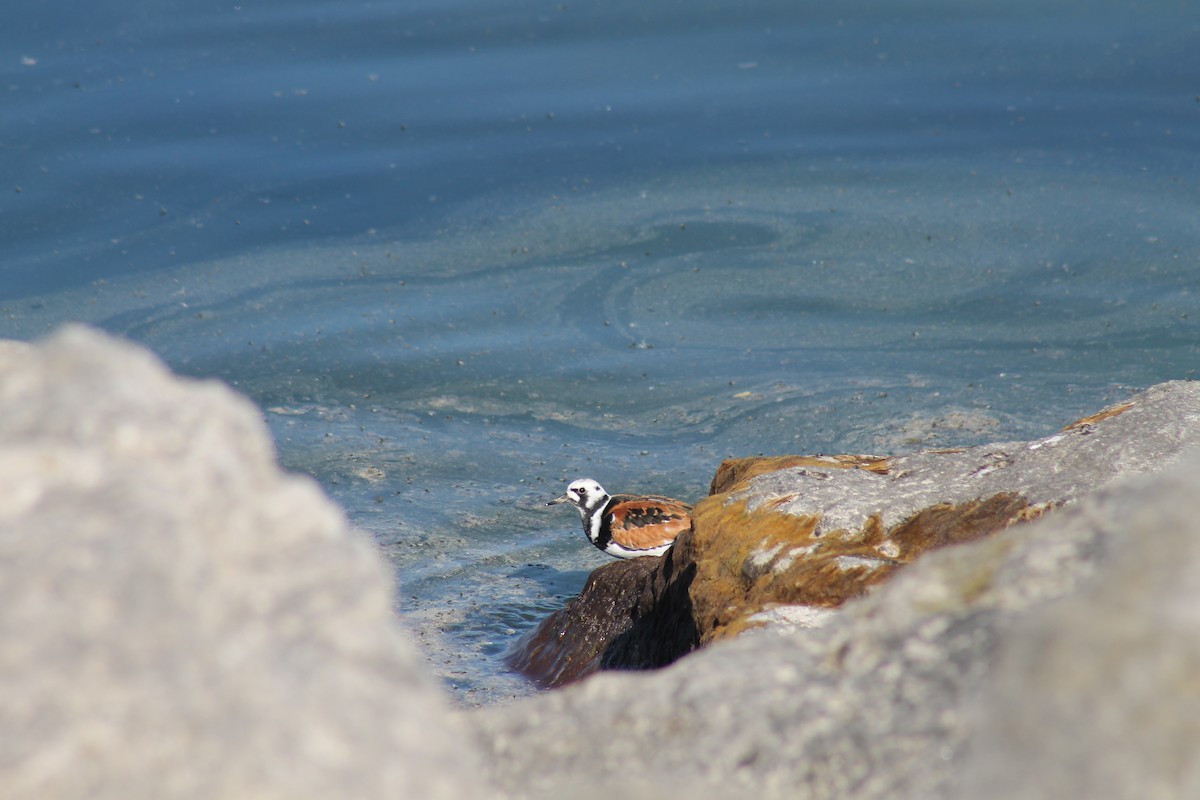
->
xmin=3 ymin=0 xmax=1198 ymax=705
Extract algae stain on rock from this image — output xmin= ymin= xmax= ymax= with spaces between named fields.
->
xmin=689 ymin=485 xmax=1044 ymax=643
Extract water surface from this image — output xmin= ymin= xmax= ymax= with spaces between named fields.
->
xmin=3 ymin=0 xmax=1198 ymax=704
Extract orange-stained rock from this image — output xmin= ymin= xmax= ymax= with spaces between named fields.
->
xmin=688 ymin=490 xmax=1038 ymax=643
xmin=709 ymin=453 xmax=890 ymax=495
xmin=1062 ymin=399 xmax=1135 ymax=431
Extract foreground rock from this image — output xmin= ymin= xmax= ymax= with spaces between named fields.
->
xmin=961 ymin=465 xmax=1200 ymax=799
xmin=474 ymin=434 xmax=1200 ymax=800
xmin=0 ymin=327 xmax=484 ymax=800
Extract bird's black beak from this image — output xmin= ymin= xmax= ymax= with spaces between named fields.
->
xmin=546 ymin=493 xmax=571 ymax=507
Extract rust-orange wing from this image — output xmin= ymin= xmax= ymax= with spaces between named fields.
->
xmin=605 ymin=495 xmax=693 ymax=551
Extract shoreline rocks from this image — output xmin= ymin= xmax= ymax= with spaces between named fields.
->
xmin=476 ymin=437 xmax=1200 ymax=800
xmin=508 ymin=381 xmax=1200 ymax=686
xmin=7 ymin=325 xmax=1200 ymax=800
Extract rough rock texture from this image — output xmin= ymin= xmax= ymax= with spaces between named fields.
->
xmin=689 ymin=385 xmax=1197 ymax=642
xmin=507 ymin=535 xmax=698 ymax=687
xmin=0 ymin=327 xmax=484 ymax=800
xmin=959 ymin=464 xmax=1200 ymax=800
xmin=474 ymin=440 xmax=1200 ymax=800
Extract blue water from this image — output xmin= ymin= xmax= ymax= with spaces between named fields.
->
xmin=4 ymin=0 xmax=1198 ymax=704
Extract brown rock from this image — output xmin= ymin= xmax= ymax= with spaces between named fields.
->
xmin=709 ymin=453 xmax=890 ymax=495
xmin=600 ymin=529 xmax=699 ymax=670
xmin=683 ymin=395 xmax=1150 ymax=643
xmin=687 ymin=490 xmax=1036 ymax=643
xmin=506 ymin=540 xmax=699 ymax=687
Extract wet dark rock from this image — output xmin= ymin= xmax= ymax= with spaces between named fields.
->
xmin=506 ymin=535 xmax=699 ymax=687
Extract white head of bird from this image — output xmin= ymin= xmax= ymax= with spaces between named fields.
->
xmin=547 ymin=478 xmax=609 ymax=516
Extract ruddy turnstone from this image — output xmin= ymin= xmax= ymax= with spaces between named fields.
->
xmin=548 ymin=478 xmax=692 ymax=559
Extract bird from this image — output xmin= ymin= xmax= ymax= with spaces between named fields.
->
xmin=547 ymin=478 xmax=692 ymax=559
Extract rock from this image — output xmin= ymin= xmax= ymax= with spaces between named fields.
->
xmin=690 ymin=382 xmax=1200 ymax=642
xmin=506 ymin=535 xmax=698 ymax=687
xmin=707 ymin=452 xmax=891 ymax=495
xmin=471 ymin=381 xmax=1200 ymax=799
xmin=0 ymin=326 xmax=484 ymax=800
xmin=511 ymin=383 xmax=1200 ymax=682
xmin=506 ymin=557 xmax=659 ymax=687
xmin=473 ymin=442 xmax=1200 ymax=800
xmin=18 ymin=323 xmax=1197 ymax=800
xmin=959 ymin=464 xmax=1200 ymax=800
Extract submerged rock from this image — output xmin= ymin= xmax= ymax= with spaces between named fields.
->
xmin=0 ymin=327 xmax=484 ymax=800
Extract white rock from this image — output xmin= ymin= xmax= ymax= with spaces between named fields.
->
xmin=0 ymin=326 xmax=484 ymax=800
